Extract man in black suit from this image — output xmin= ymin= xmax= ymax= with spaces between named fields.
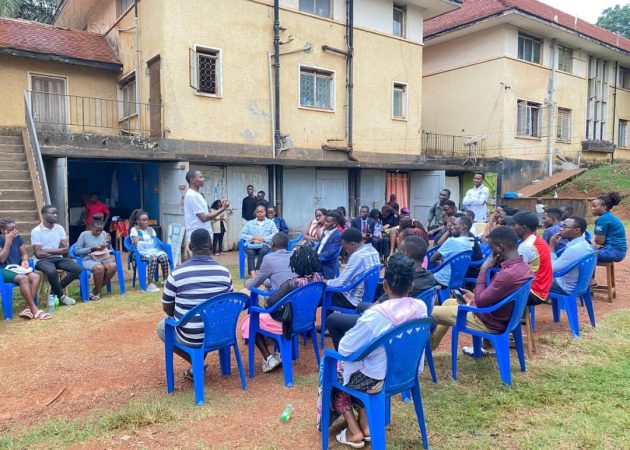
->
xmin=350 ymin=205 xmax=376 ymax=244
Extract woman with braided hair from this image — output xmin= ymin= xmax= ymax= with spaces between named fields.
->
xmin=240 ymin=245 xmax=323 ymax=373
xmin=128 ymin=209 xmax=169 ymax=293
xmin=592 ymin=192 xmax=627 ymax=262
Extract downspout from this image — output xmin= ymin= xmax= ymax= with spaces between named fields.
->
xmin=322 ymin=0 xmax=357 ymax=162
xmin=547 ymin=39 xmax=556 ymax=177
xmin=611 ymin=61 xmax=618 ymax=164
xmin=134 ymin=0 xmax=142 ymax=135
xmin=273 ymin=0 xmax=281 ymax=158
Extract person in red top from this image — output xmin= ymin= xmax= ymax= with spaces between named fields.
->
xmin=83 ymin=194 xmax=110 ymax=226
xmin=510 ymin=211 xmax=553 ymax=305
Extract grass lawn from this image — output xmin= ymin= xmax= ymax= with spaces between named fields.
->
xmin=0 ymin=281 xmax=628 ymax=449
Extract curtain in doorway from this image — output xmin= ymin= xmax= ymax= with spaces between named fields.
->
xmin=386 ymin=172 xmax=408 ymax=209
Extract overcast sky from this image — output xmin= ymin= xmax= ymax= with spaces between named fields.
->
xmin=538 ymin=1 xmax=627 ymax=24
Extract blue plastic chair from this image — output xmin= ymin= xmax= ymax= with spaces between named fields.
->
xmin=463 ymin=245 xmax=492 ymax=286
xmin=451 ymin=278 xmax=534 ymax=386
xmin=288 ymin=232 xmax=304 ymax=251
xmin=124 ymin=236 xmax=174 ymax=291
xmin=319 ymin=247 xmax=342 ymax=279
xmin=69 ymin=244 xmax=126 ymax=302
xmin=238 ymin=239 xmax=247 ymax=279
xmin=548 ymin=253 xmax=597 ymax=338
xmin=164 ymin=292 xmax=248 ymax=406
xmin=248 ymin=282 xmax=326 ymax=387
xmin=1 ymin=260 xmax=40 ymax=320
xmin=429 ymin=250 xmax=473 ymax=303
xmin=426 ymin=244 xmax=441 ymax=270
xmin=320 ymin=264 xmax=382 ymax=348
xmin=416 ymin=287 xmax=439 ymax=384
xmin=320 ymin=317 xmax=436 ymax=450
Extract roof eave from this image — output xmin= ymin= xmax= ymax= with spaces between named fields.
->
xmin=0 ymin=47 xmax=122 ymax=72
xmin=425 ymin=8 xmax=630 ymax=57
xmin=51 ymin=0 xmax=69 ymax=24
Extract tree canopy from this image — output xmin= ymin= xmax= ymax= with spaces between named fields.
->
xmin=596 ymin=4 xmax=630 ymax=39
xmin=0 ymin=0 xmax=57 ymax=23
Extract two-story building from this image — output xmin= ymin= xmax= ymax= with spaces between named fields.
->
xmin=0 ymin=0 xmax=462 ymax=247
xmin=422 ymin=0 xmax=630 ymax=192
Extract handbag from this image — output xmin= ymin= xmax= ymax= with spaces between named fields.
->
xmin=91 ymin=249 xmax=112 ymax=262
xmin=246 ymin=241 xmax=264 ymax=249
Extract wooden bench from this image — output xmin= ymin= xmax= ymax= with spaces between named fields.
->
xmin=593 ymin=261 xmax=616 ymax=303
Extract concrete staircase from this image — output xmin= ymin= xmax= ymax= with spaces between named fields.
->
xmin=0 ymin=135 xmax=40 ymax=245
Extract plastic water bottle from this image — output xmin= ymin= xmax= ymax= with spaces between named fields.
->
xmin=48 ymin=295 xmax=55 ymax=314
xmin=54 ymin=295 xmax=60 ymax=310
xmin=280 ymin=404 xmax=294 ymax=422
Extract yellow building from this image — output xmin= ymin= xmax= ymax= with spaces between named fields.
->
xmin=422 ymin=0 xmax=630 ymax=191
xmin=0 ymin=0 xmax=462 ymax=247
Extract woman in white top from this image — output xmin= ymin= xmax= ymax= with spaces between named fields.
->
xmin=128 ymin=209 xmax=168 ymax=293
xmin=210 ymin=199 xmax=227 ymax=255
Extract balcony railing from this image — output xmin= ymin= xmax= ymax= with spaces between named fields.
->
xmin=26 ymin=91 xmax=162 ymax=137
xmin=421 ymin=131 xmax=486 ymax=159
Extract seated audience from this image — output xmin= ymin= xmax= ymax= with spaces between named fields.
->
xmin=379 ymin=205 xmax=399 ymax=256
xmin=369 ymin=208 xmax=383 ymax=252
xmin=75 ymin=219 xmax=117 ymax=300
xmin=0 ymin=218 xmax=46 ymax=320
xmin=542 ymin=208 xmax=563 ymax=245
xmin=209 ymin=200 xmax=227 ymax=255
xmin=351 ymin=206 xmax=377 ymax=247
xmin=240 ymin=205 xmax=279 ymax=275
xmin=389 ymin=216 xmax=422 ymax=255
xmin=548 ymin=216 xmax=595 ymax=295
xmin=429 ymin=200 xmax=457 ymax=241
xmin=592 ymin=192 xmax=627 ymax=263
xmin=386 ymin=193 xmax=400 ymax=213
xmin=317 ymin=212 xmax=343 ymax=280
xmin=336 ymin=206 xmax=350 ymax=230
xmin=245 ymin=233 xmax=295 ymax=291
xmin=31 ymin=204 xmax=82 ymax=306
xmin=430 ymin=216 xmax=475 ymax=289
xmin=326 ymin=228 xmax=380 ymax=311
xmin=558 ymin=203 xmax=573 ymax=220
xmin=267 ymin=206 xmax=289 ymax=234
xmin=430 ymin=226 xmax=533 ymax=352
xmin=511 ymin=211 xmax=552 ymax=306
xmin=240 ymin=245 xmax=323 ymax=373
xmin=426 ymin=189 xmax=451 ymax=232
xmin=324 ymin=253 xmax=427 ymax=447
xmin=129 ymin=209 xmax=169 ymax=293
xmin=156 ymin=229 xmax=232 ymax=380
xmin=304 ymin=208 xmax=327 ymax=244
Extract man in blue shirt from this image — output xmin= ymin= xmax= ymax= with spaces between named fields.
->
xmin=266 ymin=206 xmax=289 ymax=234
xmin=430 ymin=216 xmax=474 ymax=287
xmin=542 ymin=208 xmax=562 ymax=245
xmin=548 ymin=216 xmax=594 ymax=294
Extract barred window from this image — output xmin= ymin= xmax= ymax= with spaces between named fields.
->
xmin=557 ymin=108 xmax=571 ymax=142
xmin=620 ymin=67 xmax=630 ymax=90
xmin=117 ymin=0 xmax=134 ymax=17
xmin=517 ymin=100 xmax=542 ymax=138
xmin=392 ymin=82 xmax=407 ymax=119
xmin=189 ymin=46 xmax=222 ymax=96
xmin=518 ymin=34 xmax=542 ymax=64
xmin=300 ymin=67 xmax=334 ymax=110
xmin=619 ymin=120 xmax=628 ymax=148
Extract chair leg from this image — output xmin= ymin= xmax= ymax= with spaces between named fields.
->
xmin=611 ymin=264 xmax=616 ymax=299
xmin=311 ymin=329 xmax=321 ymax=366
xmin=279 ymin=338 xmax=294 ymax=387
xmin=401 ymin=390 xmax=411 ymax=403
xmin=232 ymin=344 xmax=248 ymax=391
xmin=248 ymin=329 xmax=257 ymax=379
xmin=191 ymin=351 xmax=206 ymax=406
xmin=219 ymin=347 xmax=231 ymax=376
xmin=385 ymin=396 xmax=392 ymax=425
xmin=320 ymin=373 xmax=333 ymax=450
xmin=366 ymin=395 xmax=387 ymax=450
xmin=512 ymin=327 xmax=526 ymax=373
xmin=582 ymin=291 xmax=596 ymax=328
xmin=292 ymin=335 xmax=299 ymax=361
xmin=1 ymin=286 xmax=14 ymax=320
xmin=138 ymin=262 xmax=148 ymax=291
xmin=80 ymin=272 xmax=90 ymax=302
xmin=524 ymin=308 xmax=536 ymax=356
xmin=165 ymin=335 xmax=175 ymax=394
xmin=411 ymin=385 xmax=430 ymax=449
xmin=565 ymin=295 xmax=581 ymax=338
xmin=551 ymin=297 xmax=560 ymax=322
xmin=494 ymin=339 xmax=512 ymax=386
xmin=529 ymin=305 xmax=536 ymax=332
xmin=425 ymin=344 xmax=437 ymax=383
xmin=451 ymin=329 xmax=460 ymax=381
xmin=320 ymin=308 xmax=328 ymax=349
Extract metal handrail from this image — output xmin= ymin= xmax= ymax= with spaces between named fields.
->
xmin=24 ymin=91 xmax=50 ymax=205
xmin=421 ymin=131 xmax=486 ymax=159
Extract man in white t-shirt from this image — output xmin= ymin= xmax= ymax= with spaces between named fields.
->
xmin=462 ymin=172 xmax=490 ymax=223
xmin=31 ymin=205 xmax=82 ymax=305
xmin=184 ymin=170 xmax=230 ymax=236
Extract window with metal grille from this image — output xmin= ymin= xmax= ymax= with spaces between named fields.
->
xmin=516 ymin=100 xmax=542 ymax=137
xmin=120 ymin=75 xmax=136 ymax=118
xmin=586 ymin=56 xmax=608 ymax=140
xmin=392 ymin=82 xmax=407 ymax=119
xmin=189 ymin=46 xmax=222 ymax=96
xmin=299 ymin=0 xmax=331 ymax=17
xmin=117 ymin=0 xmax=134 ymax=17
xmin=620 ymin=67 xmax=630 ymax=90
xmin=393 ymin=6 xmax=405 ymax=37
xmin=619 ymin=120 xmax=628 ymax=148
xmin=518 ymin=34 xmax=542 ymax=64
xmin=557 ymin=45 xmax=573 ymax=73
xmin=300 ymin=67 xmax=334 ymax=110
xmin=557 ymin=108 xmax=571 ymax=142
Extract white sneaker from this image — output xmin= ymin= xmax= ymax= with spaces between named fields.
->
xmin=262 ymin=354 xmax=281 ymax=373
xmin=146 ymin=283 xmax=160 ymax=293
xmin=273 ymin=351 xmax=282 ymax=363
xmin=60 ymin=295 xmax=76 ymax=305
xmin=462 ymin=345 xmax=495 ymax=357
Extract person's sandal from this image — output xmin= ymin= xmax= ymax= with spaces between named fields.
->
xmin=89 ymin=293 xmax=101 ymax=301
xmin=33 ymin=310 xmax=52 ymax=320
xmin=19 ymin=308 xmax=33 ymax=320
xmin=336 ymin=429 xmax=365 ymax=448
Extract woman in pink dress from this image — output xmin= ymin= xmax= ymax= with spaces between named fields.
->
xmin=240 ymin=245 xmax=323 ymax=373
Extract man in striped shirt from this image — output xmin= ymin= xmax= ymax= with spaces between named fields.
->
xmin=157 ymin=229 xmax=232 ymax=377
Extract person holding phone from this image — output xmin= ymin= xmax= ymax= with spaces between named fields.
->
xmin=429 ymin=226 xmax=532 ymax=354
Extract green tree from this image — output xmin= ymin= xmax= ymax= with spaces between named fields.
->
xmin=596 ymin=4 xmax=630 ymax=39
xmin=0 ymin=0 xmax=58 ymax=23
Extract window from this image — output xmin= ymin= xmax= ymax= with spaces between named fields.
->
xmin=393 ymin=6 xmax=405 ymax=38
xmin=116 ymin=0 xmax=134 ymax=17
xmin=120 ymin=74 xmax=136 ymax=118
xmin=299 ymin=0 xmax=331 ymax=18
xmin=300 ymin=66 xmax=334 ymax=110
xmin=518 ymin=34 xmax=542 ymax=64
xmin=557 ymin=45 xmax=573 ymax=73
xmin=557 ymin=108 xmax=571 ymax=142
xmin=619 ymin=120 xmax=628 ymax=148
xmin=392 ymin=82 xmax=407 ymax=119
xmin=586 ymin=56 xmax=609 ymax=140
xmin=620 ymin=67 xmax=630 ymax=90
xmin=517 ymin=100 xmax=542 ymax=138
xmin=189 ymin=46 xmax=222 ymax=96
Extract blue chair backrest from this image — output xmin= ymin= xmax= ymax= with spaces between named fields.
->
xmin=178 ymin=292 xmax=248 ymax=350
xmin=123 ymin=236 xmax=135 ymax=252
xmin=361 ymin=265 xmax=382 ymax=303
xmin=415 ymin=287 xmax=438 ymax=315
xmin=284 ymin=282 xmax=326 ymax=334
xmin=571 ymin=253 xmax=597 ymax=296
xmin=348 ymin=318 xmax=435 ymax=396
xmin=446 ymin=251 xmax=473 ymax=288
xmin=503 ymin=279 xmax=535 ymax=334
xmin=479 ymin=243 xmax=491 ymax=257
xmin=69 ymin=243 xmax=79 ymax=259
